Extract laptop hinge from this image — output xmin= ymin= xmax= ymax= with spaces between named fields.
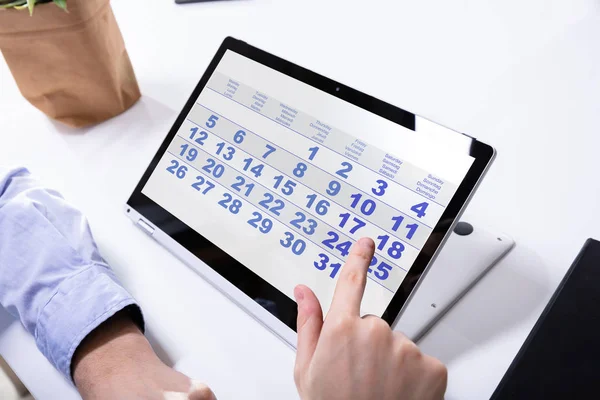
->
xmin=136 ymin=219 xmax=155 ymax=236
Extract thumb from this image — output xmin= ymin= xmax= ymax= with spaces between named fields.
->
xmin=187 ymin=380 xmax=216 ymax=400
xmin=294 ymin=285 xmax=323 ymax=376
xmin=164 ymin=381 xmax=216 ymax=400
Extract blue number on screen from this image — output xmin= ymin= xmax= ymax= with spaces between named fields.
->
xmin=304 ymin=219 xmax=317 ymax=235
xmin=376 ymin=234 xmax=405 ymax=259
xmin=231 ymin=176 xmax=255 ymax=197
xmin=375 ymin=261 xmax=392 ymax=280
xmin=228 ymin=196 xmax=240 ymax=209
xmin=273 ymin=175 xmax=296 ymax=196
xmin=376 ymin=234 xmax=390 ymax=250
xmin=206 ymin=115 xmax=219 ymax=128
xmin=202 ymin=158 xmax=225 ymax=178
xmin=314 ymin=253 xmax=328 ymax=270
xmin=280 ymin=232 xmax=306 ymax=255
xmin=292 ymin=240 xmax=306 ymax=255
xmin=335 ymin=241 xmax=352 ymax=257
xmin=371 ymin=179 xmax=388 ymax=196
xmin=326 ymin=180 xmax=341 ymax=196
xmin=322 ymin=231 xmax=339 ymax=249
xmin=290 ymin=212 xmax=305 ymax=229
xmin=392 ymin=216 xmax=419 ymax=240
xmin=259 ymin=193 xmax=285 ymax=216
xmin=411 ymin=202 xmax=429 ymax=218
xmin=322 ymin=231 xmax=352 ymax=256
xmin=247 ymin=211 xmax=273 ymax=234
xmin=217 ymin=193 xmax=231 ymax=209
xmin=367 ymin=255 xmax=392 ymax=280
xmin=271 ymin=200 xmax=285 ymax=216
xmin=179 ymin=143 xmax=188 ymax=156
xmin=166 ymin=160 xmax=187 ymax=179
xmin=189 ymin=127 xmax=208 ymax=145
xmin=250 ymin=164 xmax=264 ymax=177
xmin=263 ymin=144 xmax=276 ymax=159
xmin=369 ymin=255 xmax=378 ymax=273
xmin=290 ymin=212 xmax=317 ymax=235
xmin=280 ymin=232 xmax=294 ymax=248
xmin=336 ymin=162 xmax=353 ymax=178
xmin=387 ymin=241 xmax=405 ymax=259
xmin=314 ymin=253 xmax=342 ymax=278
xmin=338 ymin=213 xmax=366 ymax=234
xmin=258 ymin=193 xmax=272 ymax=209
xmin=242 ymin=158 xmax=264 ymax=178
xmin=166 ymin=160 xmax=179 ymax=174
xmin=328 ymin=262 xmax=342 ymax=278
xmin=293 ymin=162 xmax=308 ymax=178
xmin=305 ymin=194 xmax=330 ymax=216
xmin=338 ymin=213 xmax=350 ymax=228
xmin=191 ymin=176 xmax=215 ymax=194
xmin=234 ymin=130 xmax=246 ymax=144
xmin=308 ymin=146 xmax=319 ymax=161
xmin=405 ymin=223 xmax=418 ymax=240
xmin=349 ymin=193 xmax=376 ymax=216
xmin=218 ymin=193 xmax=242 ymax=214
xmin=179 ymin=144 xmax=198 ymax=161
xmin=215 ymin=142 xmax=235 ymax=161
xmin=176 ymin=167 xmax=187 ymax=179
xmin=391 ymin=215 xmax=404 ymax=232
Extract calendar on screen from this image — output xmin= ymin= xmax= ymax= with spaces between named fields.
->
xmin=141 ymin=50 xmax=475 ymax=317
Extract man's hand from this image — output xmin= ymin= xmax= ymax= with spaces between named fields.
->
xmin=72 ymin=311 xmax=215 ymax=400
xmin=293 ymin=237 xmax=447 ymax=400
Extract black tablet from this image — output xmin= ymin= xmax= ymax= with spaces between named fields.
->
xmin=126 ymin=37 xmax=495 ymax=345
xmin=492 ymin=238 xmax=600 ymax=399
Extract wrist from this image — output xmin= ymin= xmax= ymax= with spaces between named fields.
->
xmin=72 ymin=310 xmax=152 ymax=394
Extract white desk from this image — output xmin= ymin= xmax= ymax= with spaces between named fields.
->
xmin=1 ymin=1 xmax=599 ymax=399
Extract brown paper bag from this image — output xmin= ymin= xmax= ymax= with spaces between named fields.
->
xmin=0 ymin=0 xmax=141 ymax=127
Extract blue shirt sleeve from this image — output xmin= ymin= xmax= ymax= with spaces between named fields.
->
xmin=0 ymin=166 xmax=144 ymax=383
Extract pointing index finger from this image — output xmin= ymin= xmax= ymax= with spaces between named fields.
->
xmin=329 ymin=237 xmax=375 ymax=317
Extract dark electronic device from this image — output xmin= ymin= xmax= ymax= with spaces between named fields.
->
xmin=175 ymin=0 xmax=229 ymax=4
xmin=491 ymin=238 xmax=600 ymax=399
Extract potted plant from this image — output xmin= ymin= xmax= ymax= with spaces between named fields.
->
xmin=0 ymin=0 xmax=141 ymax=127
xmin=0 ymin=0 xmax=66 ymax=15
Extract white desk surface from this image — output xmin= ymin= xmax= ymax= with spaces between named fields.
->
xmin=1 ymin=1 xmax=599 ymax=399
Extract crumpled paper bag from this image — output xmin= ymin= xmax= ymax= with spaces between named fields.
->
xmin=0 ymin=0 xmax=141 ymax=127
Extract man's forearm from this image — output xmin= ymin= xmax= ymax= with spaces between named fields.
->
xmin=0 ymin=167 xmax=143 ymax=382
xmin=72 ymin=310 xmax=148 ymax=393
xmin=0 ymin=167 xmax=215 ymax=399
xmin=72 ymin=310 xmax=215 ymax=400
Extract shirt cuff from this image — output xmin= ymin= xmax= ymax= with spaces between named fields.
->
xmin=34 ymin=263 xmax=144 ymax=383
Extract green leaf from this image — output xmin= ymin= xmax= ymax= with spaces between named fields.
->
xmin=52 ymin=0 xmax=66 ymax=11
xmin=0 ymin=0 xmax=27 ymax=8
xmin=0 ymin=0 xmax=65 ymax=14
xmin=27 ymin=0 xmax=35 ymax=15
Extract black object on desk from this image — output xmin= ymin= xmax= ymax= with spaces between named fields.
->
xmin=491 ymin=238 xmax=600 ymax=399
xmin=175 ymin=0 xmax=230 ymax=4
